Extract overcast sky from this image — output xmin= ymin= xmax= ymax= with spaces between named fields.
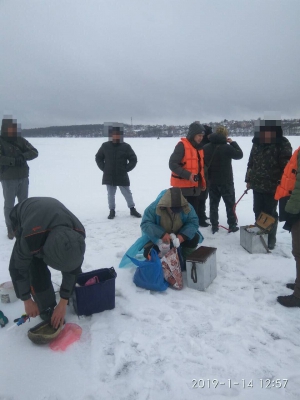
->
xmin=0 ymin=0 xmax=299 ymax=129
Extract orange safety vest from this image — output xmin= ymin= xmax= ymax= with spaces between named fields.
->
xmin=170 ymin=138 xmax=206 ymax=190
xmin=274 ymin=147 xmax=300 ymax=200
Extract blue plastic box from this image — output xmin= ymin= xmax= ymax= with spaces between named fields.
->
xmin=72 ymin=267 xmax=117 ymax=316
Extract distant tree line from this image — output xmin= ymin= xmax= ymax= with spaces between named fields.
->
xmin=22 ymin=119 xmax=300 ymax=138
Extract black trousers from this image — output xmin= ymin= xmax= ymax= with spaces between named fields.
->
xmin=209 ymin=183 xmax=237 ymax=227
xmin=9 ymin=254 xmax=57 ymax=312
xmin=253 ymin=191 xmax=278 ymax=247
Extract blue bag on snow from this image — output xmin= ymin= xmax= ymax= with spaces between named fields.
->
xmin=128 ymin=248 xmax=169 ymax=291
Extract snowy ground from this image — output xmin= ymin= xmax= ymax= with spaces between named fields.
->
xmin=0 ymin=136 xmax=299 ymax=400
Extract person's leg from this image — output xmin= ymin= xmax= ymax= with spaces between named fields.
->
xmin=119 ymin=186 xmax=135 ymax=208
xmin=180 ymin=232 xmax=200 ymax=260
xmin=29 ymin=257 xmax=57 ymax=313
xmin=106 ymin=185 xmax=117 ymax=218
xmin=209 ymin=185 xmax=221 ymax=231
xmin=197 ymin=189 xmax=210 ymax=227
xmin=253 ymin=191 xmax=264 ymax=220
xmin=1 ymin=180 xmax=17 ymax=235
xmin=277 ymin=219 xmax=300 ymax=307
xmin=291 ymin=220 xmax=300 ymax=299
xmin=221 ymin=183 xmax=238 ymax=229
xmin=260 ymin=193 xmax=278 ymax=249
xmin=16 ymin=177 xmax=29 ymax=203
xmin=119 ymin=186 xmax=141 ymax=217
xmin=184 ymin=195 xmax=198 ymax=215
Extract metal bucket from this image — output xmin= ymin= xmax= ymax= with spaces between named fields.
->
xmin=0 ymin=281 xmax=18 ymax=303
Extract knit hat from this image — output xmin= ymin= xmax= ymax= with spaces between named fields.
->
xmin=215 ymin=125 xmax=228 ymax=137
xmin=43 ymin=227 xmax=86 ymax=271
xmin=186 ymin=122 xmax=205 ymax=141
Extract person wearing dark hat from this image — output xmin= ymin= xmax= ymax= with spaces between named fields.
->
xmin=245 ymin=119 xmax=292 ymax=249
xmin=9 ymin=197 xmax=86 ymax=329
xmin=0 ymin=117 xmax=38 ymax=239
xmin=204 ymin=125 xmax=243 ymax=234
xmin=169 ymin=121 xmax=207 ymax=227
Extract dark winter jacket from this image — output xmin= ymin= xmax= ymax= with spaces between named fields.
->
xmin=9 ymin=197 xmax=86 ymax=301
xmin=245 ymin=136 xmax=292 ymax=194
xmin=203 ymin=133 xmax=243 ymax=185
xmin=0 ymin=136 xmax=38 ymax=180
xmin=95 ymin=141 xmax=137 ymax=186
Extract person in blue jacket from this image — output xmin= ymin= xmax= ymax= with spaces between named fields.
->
xmin=119 ymin=187 xmax=203 ymax=268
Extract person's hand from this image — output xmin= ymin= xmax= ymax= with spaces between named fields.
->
xmin=15 ymin=154 xmax=25 ymax=167
xmin=161 ymin=233 xmax=171 ymax=244
xmin=24 ymin=298 xmax=40 ymax=318
xmin=246 ymin=182 xmax=251 ymax=190
xmin=189 ymin=173 xmax=197 ymax=183
xmin=227 ymin=138 xmax=233 ymax=143
xmin=51 ymin=298 xmax=68 ymax=329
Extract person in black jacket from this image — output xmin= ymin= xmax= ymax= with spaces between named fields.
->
xmin=9 ymin=197 xmax=86 ymax=328
xmin=0 ymin=117 xmax=38 ymax=239
xmin=204 ymin=126 xmax=243 ymax=234
xmin=95 ymin=123 xmax=141 ymax=219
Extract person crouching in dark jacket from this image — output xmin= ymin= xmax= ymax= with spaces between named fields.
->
xmin=9 ymin=197 xmax=86 ymax=328
xmin=95 ymin=123 xmax=141 ymax=219
xmin=204 ymin=126 xmax=243 ymax=234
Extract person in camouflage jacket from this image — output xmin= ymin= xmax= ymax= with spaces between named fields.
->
xmin=245 ymin=120 xmax=292 ymax=249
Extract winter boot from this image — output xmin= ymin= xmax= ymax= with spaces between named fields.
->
xmin=212 ymin=226 xmax=219 ymax=234
xmin=286 ymin=283 xmax=296 ymax=290
xmin=268 ymin=219 xmax=278 ymax=250
xmin=108 ymin=209 xmax=115 ymax=219
xmin=199 ymin=220 xmax=210 ymax=227
xmin=228 ymin=224 xmax=239 ymax=233
xmin=130 ymin=207 xmax=141 ymax=218
xmin=277 ymin=294 xmax=300 ymax=308
xmin=7 ymin=227 xmax=14 ymax=240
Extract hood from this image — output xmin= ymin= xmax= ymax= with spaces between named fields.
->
xmin=42 ymin=226 xmax=85 ymax=271
xmin=156 ymin=188 xmax=190 ymax=216
xmin=208 ymin=133 xmax=227 ymax=145
xmin=186 ymin=122 xmax=205 ymax=148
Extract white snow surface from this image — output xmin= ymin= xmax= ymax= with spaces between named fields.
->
xmin=0 ymin=136 xmax=300 ymax=400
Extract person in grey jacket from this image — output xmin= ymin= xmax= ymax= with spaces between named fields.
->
xmin=9 ymin=197 xmax=86 ymax=328
xmin=0 ymin=118 xmax=38 ymax=239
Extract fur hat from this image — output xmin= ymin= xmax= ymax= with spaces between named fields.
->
xmin=43 ymin=226 xmax=85 ymax=271
xmin=215 ymin=125 xmax=228 ymax=137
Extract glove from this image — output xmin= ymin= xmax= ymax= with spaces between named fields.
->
xmin=170 ymin=233 xmax=180 ymax=248
xmin=157 ymin=239 xmax=170 ymax=257
xmin=15 ymin=154 xmax=25 ymax=167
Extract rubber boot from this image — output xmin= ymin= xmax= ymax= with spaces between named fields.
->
xmin=268 ymin=219 xmax=278 ymax=250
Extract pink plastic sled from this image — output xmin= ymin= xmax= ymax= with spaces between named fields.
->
xmin=50 ymin=323 xmax=82 ymax=351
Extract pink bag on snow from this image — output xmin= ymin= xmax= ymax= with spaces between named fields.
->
xmin=50 ymin=323 xmax=82 ymax=351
